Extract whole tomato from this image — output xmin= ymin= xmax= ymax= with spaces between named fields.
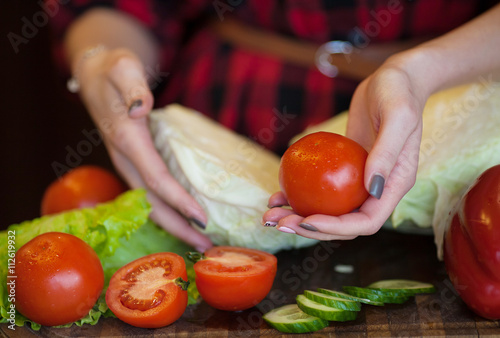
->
xmin=41 ymin=165 xmax=127 ymax=215
xmin=14 ymin=232 xmax=104 ymax=326
xmin=444 ymin=164 xmax=500 ymax=319
xmin=279 ymin=132 xmax=369 ymax=217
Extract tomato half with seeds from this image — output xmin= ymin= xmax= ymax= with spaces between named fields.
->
xmin=105 ymin=253 xmax=189 ymax=328
xmin=191 ymin=246 xmax=277 ymax=311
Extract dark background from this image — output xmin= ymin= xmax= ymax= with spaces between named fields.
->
xmin=1 ymin=2 xmax=114 ymax=229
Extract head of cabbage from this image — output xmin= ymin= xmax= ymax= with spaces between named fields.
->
xmin=149 ymin=104 xmax=318 ymax=254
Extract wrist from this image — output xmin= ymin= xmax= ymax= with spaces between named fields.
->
xmin=383 ymin=46 xmax=447 ymax=100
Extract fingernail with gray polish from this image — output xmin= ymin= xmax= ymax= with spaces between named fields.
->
xmin=299 ymin=223 xmax=318 ymax=232
xmin=369 ymin=174 xmax=385 ymax=199
xmin=190 ymin=218 xmax=206 ymax=230
xmin=264 ymin=221 xmax=278 ymax=227
xmin=128 ymin=99 xmax=143 ymax=114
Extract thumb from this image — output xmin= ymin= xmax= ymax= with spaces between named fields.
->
xmin=107 ymin=54 xmax=154 ymax=119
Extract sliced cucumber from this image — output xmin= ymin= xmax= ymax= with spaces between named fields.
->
xmin=317 ymin=288 xmax=384 ymax=306
xmin=366 ymin=279 xmax=436 ymax=295
xmin=342 ymin=286 xmax=410 ymax=304
xmin=297 ymin=295 xmax=358 ymax=322
xmin=262 ymin=304 xmax=329 ymax=333
xmin=304 ymin=290 xmax=361 ymax=311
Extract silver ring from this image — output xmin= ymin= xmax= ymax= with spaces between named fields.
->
xmin=315 ymin=41 xmax=353 ymax=78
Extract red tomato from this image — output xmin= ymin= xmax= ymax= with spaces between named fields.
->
xmin=193 ymin=246 xmax=277 ymax=311
xmin=14 ymin=232 xmax=104 ymax=326
xmin=106 ymin=253 xmax=189 ymax=328
xmin=444 ymin=165 xmax=500 ymax=319
xmin=41 ymin=165 xmax=127 ymax=216
xmin=279 ymin=132 xmax=369 ymax=217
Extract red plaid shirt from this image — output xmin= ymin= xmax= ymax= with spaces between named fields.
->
xmin=50 ymin=0 xmax=497 ymax=154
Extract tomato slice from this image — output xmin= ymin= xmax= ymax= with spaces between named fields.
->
xmin=193 ymin=246 xmax=277 ymax=311
xmin=105 ymin=253 xmax=189 ymax=328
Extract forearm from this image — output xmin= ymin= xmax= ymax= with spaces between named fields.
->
xmin=388 ymin=3 xmax=500 ymax=98
xmin=64 ymin=7 xmax=159 ymax=75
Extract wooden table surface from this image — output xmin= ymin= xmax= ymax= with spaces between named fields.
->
xmin=3 ymin=229 xmax=500 ymax=337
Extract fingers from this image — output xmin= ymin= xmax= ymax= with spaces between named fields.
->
xmin=106 ymin=50 xmax=154 ymax=119
xmin=148 ymin=193 xmax=213 ymax=252
xmin=262 ymin=195 xmax=391 ymax=241
xmin=267 ymin=191 xmax=289 ymax=208
xmin=363 ymin=106 xmax=420 ymax=195
xmin=347 ymin=69 xmax=423 ymax=201
xmin=109 ymin=128 xmax=208 ymax=224
xmin=109 ymin=146 xmax=212 ymax=251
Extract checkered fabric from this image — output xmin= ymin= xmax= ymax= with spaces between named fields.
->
xmin=49 ymin=0 xmax=497 ymax=154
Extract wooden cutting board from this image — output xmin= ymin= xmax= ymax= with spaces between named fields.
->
xmin=3 ymin=229 xmax=500 ymax=337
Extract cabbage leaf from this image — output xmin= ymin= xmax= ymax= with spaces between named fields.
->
xmin=150 ymin=104 xmax=318 ymax=253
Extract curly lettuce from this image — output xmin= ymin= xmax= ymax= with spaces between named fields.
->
xmin=0 ymin=189 xmax=196 ymax=330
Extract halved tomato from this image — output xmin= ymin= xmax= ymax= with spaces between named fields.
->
xmin=105 ymin=253 xmax=189 ymax=328
xmin=191 ymin=246 xmax=277 ymax=311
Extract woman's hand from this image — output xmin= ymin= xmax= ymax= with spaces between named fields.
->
xmin=263 ymin=54 xmax=429 ymax=240
xmin=77 ymin=47 xmax=212 ymax=251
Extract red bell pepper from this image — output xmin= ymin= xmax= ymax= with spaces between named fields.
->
xmin=444 ymin=164 xmax=500 ymax=319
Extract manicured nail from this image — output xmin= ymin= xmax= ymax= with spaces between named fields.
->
xmin=190 ymin=218 xmax=206 ymax=230
xmin=267 ymin=204 xmax=285 ymax=209
xmin=299 ymin=223 xmax=318 ymax=232
xmin=278 ymin=226 xmax=296 ymax=234
xmin=369 ymin=174 xmax=385 ymax=199
xmin=128 ymin=99 xmax=143 ymax=114
xmin=264 ymin=221 xmax=278 ymax=227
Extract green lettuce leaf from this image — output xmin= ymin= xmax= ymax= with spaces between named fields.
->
xmin=0 ymin=189 xmax=198 ymax=330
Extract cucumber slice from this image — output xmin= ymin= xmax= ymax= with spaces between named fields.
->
xmin=304 ymin=290 xmax=361 ymax=311
xmin=262 ymin=304 xmax=329 ymax=333
xmin=317 ymin=288 xmax=384 ymax=306
xmin=296 ymin=295 xmax=358 ymax=322
xmin=366 ymin=279 xmax=436 ymax=295
xmin=342 ymin=286 xmax=410 ymax=304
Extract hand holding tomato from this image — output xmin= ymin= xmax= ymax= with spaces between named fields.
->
xmin=263 ymin=57 xmax=426 ymax=240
